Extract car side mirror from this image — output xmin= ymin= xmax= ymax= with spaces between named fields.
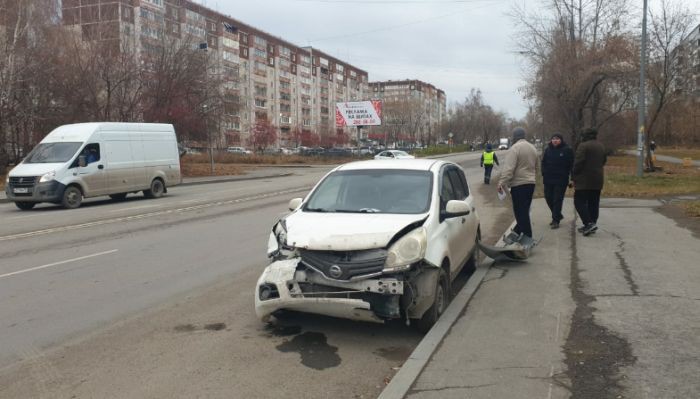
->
xmin=288 ymin=198 xmax=303 ymax=211
xmin=78 ymin=155 xmax=87 ymax=167
xmin=443 ymin=200 xmax=470 ymax=218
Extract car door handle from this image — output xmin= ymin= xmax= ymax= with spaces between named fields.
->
xmin=98 ymin=164 xmax=104 ymax=169
xmin=461 ymin=217 xmax=466 ymax=223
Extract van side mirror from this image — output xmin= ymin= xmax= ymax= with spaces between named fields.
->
xmin=288 ymin=198 xmax=303 ymax=211
xmin=78 ymin=155 xmax=87 ymax=167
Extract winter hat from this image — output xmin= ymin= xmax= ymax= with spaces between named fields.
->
xmin=550 ymin=133 xmax=564 ymax=141
xmin=582 ymin=128 xmax=598 ymax=140
xmin=512 ymin=127 xmax=526 ymax=143
xmin=486 ymin=143 xmax=492 ymax=151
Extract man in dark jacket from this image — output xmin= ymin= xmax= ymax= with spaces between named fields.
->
xmin=480 ymin=143 xmax=499 ymax=184
xmin=572 ymin=128 xmax=606 ymax=236
xmin=541 ymin=133 xmax=573 ymax=229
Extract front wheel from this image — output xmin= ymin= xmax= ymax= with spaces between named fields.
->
xmin=61 ymin=186 xmax=83 ymax=209
xmin=143 ymin=179 xmax=164 ymax=199
xmin=415 ymin=269 xmax=449 ymax=333
xmin=15 ymin=201 xmax=36 ymax=210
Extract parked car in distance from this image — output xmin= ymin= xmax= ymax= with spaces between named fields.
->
xmin=227 ymin=146 xmax=252 ymax=155
xmin=374 ymin=150 xmax=415 ymax=160
xmin=256 ymin=159 xmax=481 ymax=332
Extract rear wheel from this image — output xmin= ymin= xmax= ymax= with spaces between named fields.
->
xmin=415 ymin=268 xmax=449 ymax=333
xmin=144 ymin=179 xmax=164 ymax=198
xmin=61 ymin=186 xmax=83 ymax=209
xmin=109 ymin=193 xmax=128 ymax=201
xmin=15 ymin=201 xmax=36 ymax=210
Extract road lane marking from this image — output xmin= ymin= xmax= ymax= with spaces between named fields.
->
xmin=7 ymin=213 xmax=47 ymax=220
xmin=0 ymin=250 xmax=118 ymax=280
xmin=107 ymin=203 xmax=163 ymax=213
xmin=0 ymin=187 xmax=312 ymax=242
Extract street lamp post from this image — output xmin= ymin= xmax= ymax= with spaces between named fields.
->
xmin=203 ymin=104 xmax=214 ymax=175
xmin=636 ymin=0 xmax=648 ymax=177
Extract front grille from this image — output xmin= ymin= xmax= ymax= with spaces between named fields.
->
xmin=300 ymin=249 xmax=388 ymax=281
xmin=9 ymin=176 xmax=38 ymax=188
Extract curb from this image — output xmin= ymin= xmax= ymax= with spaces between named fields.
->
xmin=378 ymin=222 xmax=515 ymax=399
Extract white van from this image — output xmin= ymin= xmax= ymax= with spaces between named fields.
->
xmin=5 ymin=122 xmax=181 ymax=210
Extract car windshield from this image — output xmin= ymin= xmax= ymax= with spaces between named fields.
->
xmin=394 ymin=151 xmax=409 ymax=156
xmin=305 ymin=169 xmax=432 ymax=214
xmin=23 ymin=142 xmax=82 ymax=164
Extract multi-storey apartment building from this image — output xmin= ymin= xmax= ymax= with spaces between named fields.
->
xmin=671 ymin=23 xmax=700 ymax=97
xmin=61 ymin=0 xmax=369 ymax=148
xmin=368 ymin=79 xmax=446 ymax=145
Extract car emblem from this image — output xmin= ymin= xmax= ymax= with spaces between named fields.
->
xmin=328 ymin=265 xmax=343 ymax=279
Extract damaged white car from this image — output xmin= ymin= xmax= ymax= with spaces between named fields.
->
xmin=255 ymin=159 xmax=480 ymax=332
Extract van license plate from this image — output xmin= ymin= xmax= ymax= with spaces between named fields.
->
xmin=13 ymin=187 xmax=29 ymax=193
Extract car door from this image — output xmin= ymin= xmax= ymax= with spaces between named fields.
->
xmin=76 ymin=142 xmax=107 ymax=197
xmin=449 ymin=167 xmax=478 ymax=262
xmin=438 ymin=166 xmax=471 ymax=276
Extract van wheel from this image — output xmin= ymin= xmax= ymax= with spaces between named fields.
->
xmin=109 ymin=193 xmax=128 ymax=201
xmin=144 ymin=179 xmax=164 ymax=198
xmin=15 ymin=201 xmax=36 ymax=210
xmin=415 ymin=269 xmax=449 ymax=333
xmin=62 ymin=186 xmax=83 ymax=209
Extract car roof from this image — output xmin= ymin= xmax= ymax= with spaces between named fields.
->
xmin=337 ymin=158 xmax=443 ymax=171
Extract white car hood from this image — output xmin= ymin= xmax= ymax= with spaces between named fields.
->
xmin=284 ymin=211 xmax=426 ymax=251
xmin=9 ymin=163 xmax=65 ymax=177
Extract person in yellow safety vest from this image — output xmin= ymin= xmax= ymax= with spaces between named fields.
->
xmin=480 ymin=143 xmax=500 ymax=184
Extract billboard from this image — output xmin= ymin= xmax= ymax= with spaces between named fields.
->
xmin=335 ymin=100 xmax=382 ymax=127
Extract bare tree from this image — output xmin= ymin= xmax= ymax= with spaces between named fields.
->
xmin=643 ymin=0 xmax=695 ymax=170
xmin=513 ymin=0 xmax=638 ymax=146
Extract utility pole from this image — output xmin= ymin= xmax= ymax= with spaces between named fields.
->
xmin=636 ymin=0 xmax=648 ymax=177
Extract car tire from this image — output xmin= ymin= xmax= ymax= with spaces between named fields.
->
xmin=464 ymin=226 xmax=482 ymax=274
xmin=15 ymin=201 xmax=36 ymax=210
xmin=109 ymin=193 xmax=128 ymax=201
xmin=61 ymin=186 xmax=83 ymax=209
xmin=415 ymin=268 xmax=449 ymax=333
xmin=144 ymin=179 xmax=164 ymax=198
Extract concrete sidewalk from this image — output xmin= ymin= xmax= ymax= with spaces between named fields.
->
xmin=382 ymin=197 xmax=700 ymax=398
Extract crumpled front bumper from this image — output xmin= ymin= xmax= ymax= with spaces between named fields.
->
xmin=254 ymin=258 xmax=404 ymax=323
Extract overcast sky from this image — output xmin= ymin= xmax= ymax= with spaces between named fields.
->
xmin=202 ymin=0 xmax=700 ymax=120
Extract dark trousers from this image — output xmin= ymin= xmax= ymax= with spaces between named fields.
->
xmin=483 ymin=165 xmax=494 ymax=183
xmin=574 ymin=189 xmax=601 ymax=225
xmin=510 ymin=184 xmax=535 ymax=238
xmin=544 ymin=183 xmax=567 ymax=222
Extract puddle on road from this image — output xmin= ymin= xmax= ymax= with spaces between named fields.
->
xmin=276 ymin=331 xmax=341 ymax=370
xmin=174 ymin=324 xmax=197 ymax=332
xmin=174 ymin=323 xmax=227 ymax=332
xmin=264 ymin=323 xmax=302 ymax=337
xmin=374 ymin=346 xmax=412 ymax=362
xmin=205 ymin=323 xmax=226 ymax=331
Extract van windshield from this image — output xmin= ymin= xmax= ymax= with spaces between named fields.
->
xmin=24 ymin=142 xmax=82 ymax=163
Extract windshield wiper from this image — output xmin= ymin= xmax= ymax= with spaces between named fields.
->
xmin=305 ymin=207 xmax=328 ymax=212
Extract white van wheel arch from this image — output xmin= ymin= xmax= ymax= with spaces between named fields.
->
xmin=62 ymin=185 xmax=83 ymax=209
xmin=144 ymin=178 xmax=165 ymax=198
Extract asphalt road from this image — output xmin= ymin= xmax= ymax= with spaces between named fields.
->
xmin=0 ymin=152 xmax=506 ymax=398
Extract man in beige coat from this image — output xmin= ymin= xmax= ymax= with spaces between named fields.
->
xmin=498 ymin=127 xmax=538 ymax=245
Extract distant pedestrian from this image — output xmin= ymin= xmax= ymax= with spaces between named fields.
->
xmin=480 ymin=143 xmax=499 ymax=184
xmin=541 ymin=133 xmax=573 ymax=229
xmin=498 ymin=127 xmax=538 ymax=245
xmin=650 ymin=140 xmax=657 ymax=156
xmin=572 ymin=128 xmax=607 ymax=236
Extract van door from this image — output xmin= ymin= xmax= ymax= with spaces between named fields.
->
xmin=75 ymin=142 xmax=106 ymax=196
xmin=103 ymin=134 xmax=134 ymax=194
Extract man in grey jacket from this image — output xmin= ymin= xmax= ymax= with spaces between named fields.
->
xmin=498 ymin=127 xmax=539 ymax=245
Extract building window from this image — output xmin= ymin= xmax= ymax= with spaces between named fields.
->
xmin=254 ymin=35 xmax=267 ymax=47
xmin=255 ymin=99 xmax=266 ymax=108
xmin=254 ymin=48 xmax=266 ymax=58
xmin=280 ymin=93 xmax=291 ymax=101
xmin=254 ymin=85 xmax=267 ymax=97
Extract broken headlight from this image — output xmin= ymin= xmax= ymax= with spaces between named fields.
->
xmin=383 ymin=227 xmax=427 ymax=273
xmin=267 ymin=219 xmax=295 ymax=259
